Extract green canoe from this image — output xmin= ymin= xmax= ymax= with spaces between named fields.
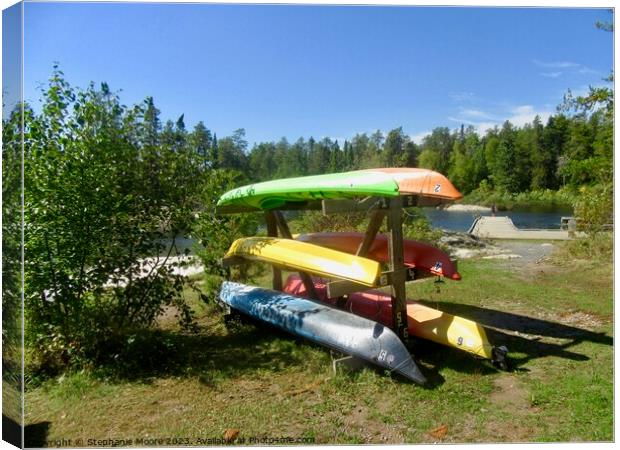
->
xmin=217 ymin=168 xmax=462 ymax=212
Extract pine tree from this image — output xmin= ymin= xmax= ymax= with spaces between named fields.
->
xmin=494 ymin=121 xmax=518 ymax=192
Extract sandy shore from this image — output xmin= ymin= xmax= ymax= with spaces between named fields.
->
xmin=443 ymin=204 xmax=492 ymax=212
xmin=104 ymin=255 xmax=204 ymax=288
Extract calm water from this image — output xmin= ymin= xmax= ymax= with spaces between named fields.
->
xmin=423 ymin=207 xmax=573 ymax=232
xmin=157 ymin=207 xmax=573 ymax=254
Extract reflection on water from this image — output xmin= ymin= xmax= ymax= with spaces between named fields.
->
xmin=423 ymin=207 xmax=573 ymax=232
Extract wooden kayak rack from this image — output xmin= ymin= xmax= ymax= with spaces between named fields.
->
xmin=221 ymin=195 xmax=430 ymax=347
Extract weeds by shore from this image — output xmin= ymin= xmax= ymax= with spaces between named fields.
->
xmin=462 ymin=188 xmax=576 ymax=211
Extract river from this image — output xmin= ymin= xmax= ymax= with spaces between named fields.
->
xmin=423 ymin=206 xmax=573 ymax=232
xmin=161 ymin=206 xmax=572 ymax=255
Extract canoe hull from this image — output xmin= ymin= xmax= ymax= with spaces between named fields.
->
xmin=283 ymin=275 xmax=494 ymax=360
xmin=217 ymin=168 xmax=463 ymax=211
xmin=219 ymin=281 xmax=427 ymax=385
xmin=295 ymin=232 xmax=461 ymax=280
xmin=224 ymin=237 xmax=381 ymax=286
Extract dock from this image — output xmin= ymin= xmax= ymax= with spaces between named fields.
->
xmin=468 ymin=216 xmax=580 ymax=240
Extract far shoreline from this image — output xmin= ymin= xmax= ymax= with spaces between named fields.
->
xmin=442 ymin=204 xmax=492 ymax=212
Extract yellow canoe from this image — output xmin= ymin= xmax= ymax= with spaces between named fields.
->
xmin=407 ymin=302 xmax=494 ymax=360
xmin=284 ymin=275 xmax=495 ymax=360
xmin=224 ymin=237 xmax=382 ymax=286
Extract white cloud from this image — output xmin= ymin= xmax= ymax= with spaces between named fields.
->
xmin=540 ymin=71 xmax=562 ymax=78
xmin=448 ymin=116 xmax=476 ymax=125
xmin=534 ymin=59 xmax=604 ymax=78
xmin=533 ymin=59 xmax=580 ymax=69
xmin=471 ymin=122 xmax=500 ymax=134
xmin=447 ymin=104 xmax=552 ymax=134
xmin=409 ymin=130 xmax=430 ymax=145
xmin=449 ymin=91 xmax=476 ymax=102
xmin=507 ymin=105 xmax=553 ymax=127
xmin=578 ymin=67 xmax=603 ymax=76
xmin=460 ymin=109 xmax=489 ymax=118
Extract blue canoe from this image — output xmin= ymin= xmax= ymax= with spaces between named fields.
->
xmin=219 ymin=281 xmax=426 ymax=385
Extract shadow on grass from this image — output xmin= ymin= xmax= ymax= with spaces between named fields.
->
xmin=25 ymin=421 xmax=51 ymax=448
xmin=416 ymin=300 xmax=613 ymax=369
xmin=84 ymin=318 xmax=319 ymax=384
xmin=28 ymin=297 xmax=612 ymax=390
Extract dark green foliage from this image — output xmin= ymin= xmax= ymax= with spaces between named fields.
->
xmin=3 ymin=103 xmax=24 ymax=394
xmin=22 ymin=69 xmax=206 ymax=371
xmin=217 ymin=129 xmax=249 ymax=173
xmin=419 ymin=127 xmax=454 ymax=175
xmin=192 ymin=170 xmax=261 ymax=303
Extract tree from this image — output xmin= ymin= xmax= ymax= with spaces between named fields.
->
xmin=383 ymin=127 xmax=407 ymax=167
xmin=542 ymin=115 xmax=568 ymax=189
xmin=513 ymin=123 xmax=533 ymax=192
xmin=448 ymin=136 xmax=474 ymax=193
xmin=2 ymin=103 xmax=25 ymax=378
xmin=248 ymin=142 xmax=276 ymax=181
xmin=528 ymin=116 xmax=549 ymax=190
xmin=493 ymin=121 xmax=518 ymax=192
xmin=418 ymin=148 xmax=442 ymax=171
xmin=217 ymin=130 xmax=249 ymax=173
xmin=328 ymin=139 xmax=341 ymax=173
xmin=189 ymin=121 xmax=213 ymax=167
xmin=23 ymin=71 xmax=203 ymax=368
xmin=420 ymin=127 xmax=454 ymax=175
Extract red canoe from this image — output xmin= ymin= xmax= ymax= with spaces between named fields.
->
xmin=295 ymin=232 xmax=461 ymax=280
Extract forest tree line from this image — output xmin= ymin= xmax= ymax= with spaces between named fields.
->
xmin=191 ymin=104 xmax=612 ymax=196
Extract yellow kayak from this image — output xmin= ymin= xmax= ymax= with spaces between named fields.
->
xmin=224 ymin=237 xmax=381 ymax=286
xmin=407 ymin=302 xmax=494 ymax=360
xmin=284 ymin=275 xmax=497 ymax=361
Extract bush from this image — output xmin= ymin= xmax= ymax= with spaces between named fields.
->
xmin=289 ymin=210 xmax=366 ymax=234
xmin=402 ymin=208 xmax=443 ymax=245
xmin=22 ymin=69 xmax=204 ymax=371
xmin=463 ymin=187 xmax=576 ymax=210
xmin=289 ymin=206 xmax=442 ymax=245
xmin=573 ymin=182 xmax=613 ymax=233
xmin=192 ymin=170 xmax=262 ymax=303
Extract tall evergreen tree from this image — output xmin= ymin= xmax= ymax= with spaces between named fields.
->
xmin=189 ymin=121 xmax=213 ymax=166
xmin=383 ymin=127 xmax=407 ymax=167
xmin=421 ymin=127 xmax=454 ymax=175
xmin=494 ymin=121 xmax=518 ymax=192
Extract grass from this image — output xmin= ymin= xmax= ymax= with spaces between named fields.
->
xmin=24 ymin=243 xmax=613 ymax=445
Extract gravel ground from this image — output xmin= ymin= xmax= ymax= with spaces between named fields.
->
xmin=492 ymin=240 xmax=557 ymax=265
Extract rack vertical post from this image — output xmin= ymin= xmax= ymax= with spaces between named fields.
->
xmin=386 ymin=197 xmax=410 ymax=345
xmin=264 ymin=211 xmax=282 ymax=291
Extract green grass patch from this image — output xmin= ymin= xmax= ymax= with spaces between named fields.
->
xmin=25 ymin=253 xmax=613 ymax=444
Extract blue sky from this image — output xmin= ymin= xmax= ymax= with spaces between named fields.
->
xmin=19 ymin=3 xmax=614 ymax=145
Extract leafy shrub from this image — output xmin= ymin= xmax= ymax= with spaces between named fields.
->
xmin=289 ymin=206 xmax=442 ymax=245
xmin=290 ymin=210 xmax=366 ymax=234
xmin=192 ymin=170 xmax=262 ymax=303
xmin=22 ymin=68 xmax=204 ymax=372
xmin=402 ymin=208 xmax=443 ymax=245
xmin=573 ymin=182 xmax=613 ymax=233
xmin=463 ymin=187 xmax=576 ymax=210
